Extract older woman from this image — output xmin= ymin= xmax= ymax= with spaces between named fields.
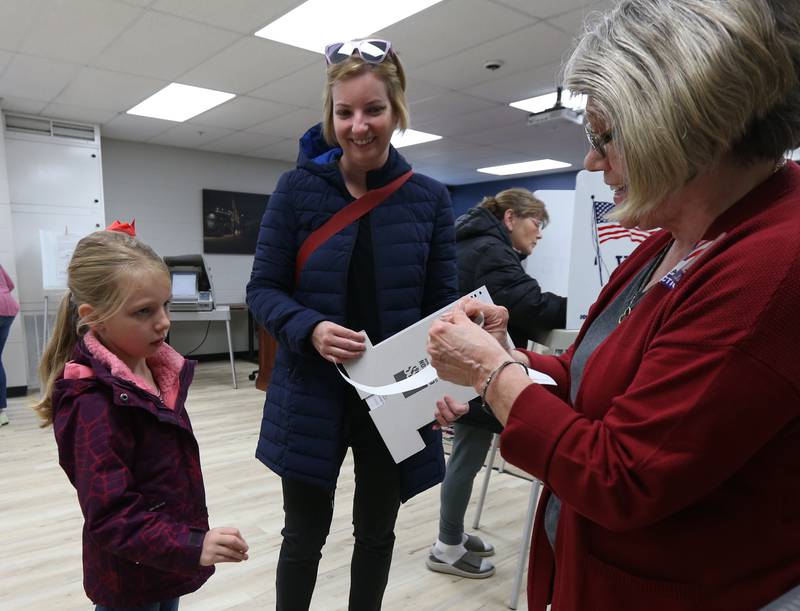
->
xmin=247 ymin=39 xmax=457 ymax=610
xmin=427 ymin=1 xmax=800 ymax=610
xmin=427 ymin=189 xmax=565 ymax=578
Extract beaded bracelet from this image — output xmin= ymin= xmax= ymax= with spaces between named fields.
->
xmin=480 ymin=360 xmax=529 ymax=412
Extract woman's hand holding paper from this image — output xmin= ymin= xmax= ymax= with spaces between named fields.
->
xmin=311 ymin=321 xmax=366 ymax=364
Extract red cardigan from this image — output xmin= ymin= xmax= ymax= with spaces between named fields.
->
xmin=501 ymin=162 xmax=800 ymax=611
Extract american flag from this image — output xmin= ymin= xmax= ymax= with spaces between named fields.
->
xmin=593 ymin=200 xmax=655 ymax=244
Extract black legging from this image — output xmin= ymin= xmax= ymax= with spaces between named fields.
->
xmin=276 ymin=392 xmax=402 ymax=611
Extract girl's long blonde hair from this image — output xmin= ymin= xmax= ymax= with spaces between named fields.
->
xmin=34 ymin=230 xmax=168 ymax=426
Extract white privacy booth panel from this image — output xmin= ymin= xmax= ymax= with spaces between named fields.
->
xmin=566 ymin=170 xmax=654 ymax=330
xmin=527 ymin=189 xmax=576 ymax=298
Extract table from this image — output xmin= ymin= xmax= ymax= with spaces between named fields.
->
xmin=169 ymin=305 xmax=237 ymax=388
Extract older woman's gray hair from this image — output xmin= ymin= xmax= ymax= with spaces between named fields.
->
xmin=564 ymin=0 xmax=800 ymax=225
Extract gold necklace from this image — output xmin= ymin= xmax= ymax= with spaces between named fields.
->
xmin=618 ymin=244 xmax=670 ymax=324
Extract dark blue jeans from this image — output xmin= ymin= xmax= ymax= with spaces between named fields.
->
xmin=276 ymin=391 xmax=402 ymax=611
xmin=0 ymin=315 xmax=14 ymax=409
xmin=95 ymin=598 xmax=179 ymax=611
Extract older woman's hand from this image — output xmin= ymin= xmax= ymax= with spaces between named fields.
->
xmin=428 ymin=305 xmax=512 ymax=392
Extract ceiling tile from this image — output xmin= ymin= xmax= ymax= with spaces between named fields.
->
xmin=199 ymin=131 xmax=283 ymax=155
xmin=492 ymin=0 xmax=592 ymax=19
xmin=0 ymin=54 xmax=80 ymax=101
xmin=151 ymin=0 xmax=301 ymax=34
xmin=405 ymin=78 xmax=450 ymax=105
xmin=459 ymin=119 xmax=587 ymax=167
xmin=180 ymin=37 xmax=318 ymax=95
xmin=0 ymin=0 xmax=46 ymax=52
xmin=547 ymin=1 xmax=613 ymax=37
xmin=90 ymin=10 xmax=240 ymax=80
xmin=412 ymin=21 xmax=571 ymax=90
xmin=20 ymin=0 xmax=142 ymax=64
xmin=416 ymin=104 xmax=525 ymax=137
xmin=463 ymin=61 xmax=563 ymax=103
xmin=191 ymin=96 xmax=297 ymax=130
xmin=377 ymin=0 xmax=536 ymax=69
xmin=41 ymin=102 xmax=118 ymax=124
xmin=53 ymin=67 xmax=165 ymax=111
xmin=409 ymin=92 xmax=494 ymax=126
xmin=102 ymin=113 xmax=173 ymax=141
xmin=147 ymin=123 xmax=234 ymax=148
xmin=248 ymin=138 xmax=299 ymax=163
xmin=0 ymin=95 xmax=48 ymax=115
xmin=404 ymin=138 xmax=521 ymax=167
xmin=249 ymin=63 xmax=325 ymax=109
xmin=247 ymin=108 xmax=322 ymax=140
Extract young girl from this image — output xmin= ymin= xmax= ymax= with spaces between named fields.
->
xmin=35 ymin=226 xmax=249 ymax=611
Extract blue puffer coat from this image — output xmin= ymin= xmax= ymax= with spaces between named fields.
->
xmin=246 ymin=124 xmax=458 ymax=502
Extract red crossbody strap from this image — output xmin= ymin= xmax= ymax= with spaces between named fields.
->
xmin=295 ymin=170 xmax=413 ymax=285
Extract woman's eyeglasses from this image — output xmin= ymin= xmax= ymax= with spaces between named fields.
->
xmin=324 ymin=39 xmax=393 ymax=65
xmin=584 ymin=122 xmax=614 ymax=158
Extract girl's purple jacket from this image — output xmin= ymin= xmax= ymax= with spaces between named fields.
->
xmin=52 ymin=334 xmax=214 ymax=607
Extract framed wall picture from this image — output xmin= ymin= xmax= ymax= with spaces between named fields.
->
xmin=202 ymin=189 xmax=269 ymax=255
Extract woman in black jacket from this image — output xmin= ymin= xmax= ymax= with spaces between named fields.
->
xmin=427 ymin=188 xmax=565 ymax=578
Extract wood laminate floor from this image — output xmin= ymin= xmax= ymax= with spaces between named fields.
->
xmin=1 ymin=360 xmax=534 ymax=610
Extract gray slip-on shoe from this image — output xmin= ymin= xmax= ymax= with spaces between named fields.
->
xmin=426 ymin=550 xmax=495 ymax=579
xmin=464 ymin=533 xmax=495 ymax=557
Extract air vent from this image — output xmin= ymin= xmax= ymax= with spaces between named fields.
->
xmin=52 ymin=121 xmax=95 ymax=141
xmin=3 ymin=113 xmax=98 ymax=142
xmin=4 ymin=114 xmax=51 ymax=135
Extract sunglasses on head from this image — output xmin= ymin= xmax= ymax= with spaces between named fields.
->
xmin=324 ymin=39 xmax=393 ymax=65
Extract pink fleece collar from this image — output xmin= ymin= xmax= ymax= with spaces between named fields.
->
xmin=70 ymin=331 xmax=186 ymax=410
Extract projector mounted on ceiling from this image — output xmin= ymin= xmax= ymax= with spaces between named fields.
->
xmin=526 ymin=87 xmax=584 ymax=127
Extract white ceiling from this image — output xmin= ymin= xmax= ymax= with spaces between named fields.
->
xmin=0 ymin=0 xmax=615 ymax=185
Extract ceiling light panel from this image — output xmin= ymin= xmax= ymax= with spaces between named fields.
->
xmin=391 ymin=128 xmax=442 ymax=148
xmin=477 ymin=159 xmax=571 ymax=176
xmin=255 ymin=0 xmax=445 ymax=53
xmin=127 ymin=83 xmax=235 ymax=122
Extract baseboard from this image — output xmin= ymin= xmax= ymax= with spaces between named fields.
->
xmin=7 ymin=386 xmax=28 ymax=398
xmin=188 ymin=351 xmax=257 ymax=364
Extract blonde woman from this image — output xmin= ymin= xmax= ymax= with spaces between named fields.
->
xmin=427 ymin=0 xmax=800 ymax=609
xmin=246 ymin=40 xmax=458 ymax=610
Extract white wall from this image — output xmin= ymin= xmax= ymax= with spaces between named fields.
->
xmin=525 ymin=190 xmax=575 ymax=298
xmin=0 ymin=116 xmax=27 ymax=388
xmin=102 ymin=139 xmax=293 ymax=355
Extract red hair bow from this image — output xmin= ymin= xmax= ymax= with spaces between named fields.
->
xmin=106 ymin=219 xmax=136 ymax=237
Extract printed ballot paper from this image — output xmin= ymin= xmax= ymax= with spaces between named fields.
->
xmin=339 ymin=287 xmax=555 ymax=463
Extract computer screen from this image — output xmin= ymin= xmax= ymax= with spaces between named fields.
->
xmin=171 ymin=271 xmax=199 ymax=300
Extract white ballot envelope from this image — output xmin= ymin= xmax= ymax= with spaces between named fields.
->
xmin=340 ymin=287 xmax=555 ymax=463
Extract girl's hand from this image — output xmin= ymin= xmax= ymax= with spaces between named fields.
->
xmin=200 ymin=527 xmax=249 ymax=566
xmin=311 ymin=321 xmax=366 ymax=363
xmin=432 ymin=396 xmax=470 ymax=429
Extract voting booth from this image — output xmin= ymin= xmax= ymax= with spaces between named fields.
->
xmin=566 ymin=170 xmax=657 ymax=329
xmin=164 ymin=254 xmax=215 ymax=312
